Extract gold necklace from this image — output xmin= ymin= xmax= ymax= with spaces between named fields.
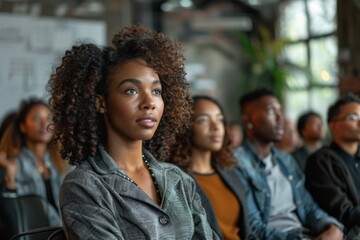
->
xmin=114 ymin=155 xmax=161 ymax=205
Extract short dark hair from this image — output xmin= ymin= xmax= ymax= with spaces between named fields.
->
xmin=239 ymin=88 xmax=275 ymax=113
xmin=296 ymin=111 xmax=321 ymax=138
xmin=327 ymin=93 xmax=360 ymax=123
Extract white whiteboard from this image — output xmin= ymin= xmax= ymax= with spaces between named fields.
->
xmin=0 ymin=13 xmax=106 ymax=120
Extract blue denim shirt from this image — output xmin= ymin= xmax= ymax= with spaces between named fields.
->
xmin=60 ymin=146 xmax=217 ymax=240
xmin=0 ymin=147 xmax=62 ymax=226
xmin=233 ymin=140 xmax=343 ymax=240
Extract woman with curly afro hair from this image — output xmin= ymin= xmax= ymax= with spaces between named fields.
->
xmin=47 ymin=25 xmax=217 ymax=239
xmin=169 ymin=95 xmax=256 ymax=240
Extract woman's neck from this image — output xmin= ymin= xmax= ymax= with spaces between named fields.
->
xmin=190 ymin=148 xmax=214 ymax=174
xmin=25 ymin=141 xmax=47 ymax=161
xmin=105 ymin=138 xmax=144 ymax=172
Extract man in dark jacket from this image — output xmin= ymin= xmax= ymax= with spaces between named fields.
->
xmin=305 ymin=93 xmax=360 ymax=238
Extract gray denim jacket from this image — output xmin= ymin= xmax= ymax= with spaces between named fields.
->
xmin=60 ymin=146 xmax=216 ymax=240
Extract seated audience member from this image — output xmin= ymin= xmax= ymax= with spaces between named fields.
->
xmin=0 ymin=98 xmax=64 ymax=226
xmin=170 ymin=95 xmax=256 ymax=240
xmin=47 ymin=25 xmax=216 ymax=239
xmin=305 ymin=94 xmax=360 ymax=238
xmin=227 ymin=122 xmax=243 ymax=150
xmin=292 ymin=111 xmax=324 ymax=171
xmin=275 ymin=118 xmax=300 ymax=153
xmin=233 ymin=88 xmax=343 ymax=240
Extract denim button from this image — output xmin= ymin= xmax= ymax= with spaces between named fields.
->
xmin=159 ymin=216 xmax=170 ymax=225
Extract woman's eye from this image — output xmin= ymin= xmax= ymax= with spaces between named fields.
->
xmin=125 ymin=89 xmax=138 ymax=95
xmin=152 ymin=89 xmax=162 ymax=95
xmin=196 ymin=118 xmax=208 ymax=124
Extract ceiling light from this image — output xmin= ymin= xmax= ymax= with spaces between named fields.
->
xmin=74 ymin=0 xmax=104 ymax=16
xmin=161 ymin=0 xmax=193 ymax=12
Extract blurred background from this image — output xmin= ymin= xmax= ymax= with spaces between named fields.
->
xmin=0 ymin=0 xmax=359 ymax=124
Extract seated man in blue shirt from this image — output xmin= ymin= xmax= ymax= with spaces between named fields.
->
xmin=233 ymin=88 xmax=343 ymax=240
xmin=305 ymin=94 xmax=360 ymax=238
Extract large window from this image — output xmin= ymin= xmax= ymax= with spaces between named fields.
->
xmin=278 ymin=0 xmax=337 ymax=123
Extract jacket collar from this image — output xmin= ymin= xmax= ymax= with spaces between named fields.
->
xmin=330 ymin=141 xmax=360 ymax=160
xmin=243 ymin=139 xmax=282 ymax=168
xmin=87 ymin=145 xmax=180 ymax=209
xmin=88 ymin=144 xmax=162 ymax=175
xmin=21 ymin=146 xmax=51 ymax=166
xmin=243 ymin=139 xmax=265 ymax=168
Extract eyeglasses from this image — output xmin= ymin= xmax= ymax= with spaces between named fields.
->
xmin=334 ymin=113 xmax=360 ymax=122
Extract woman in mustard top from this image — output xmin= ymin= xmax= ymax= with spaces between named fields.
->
xmin=170 ymin=95 xmax=256 ymax=240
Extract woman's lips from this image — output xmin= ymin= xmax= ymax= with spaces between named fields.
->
xmin=136 ymin=117 xmax=157 ymax=128
xmin=210 ymin=135 xmax=223 ymax=142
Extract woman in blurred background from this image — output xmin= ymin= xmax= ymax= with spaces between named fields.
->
xmin=0 ymin=97 xmax=66 ymax=226
xmin=170 ymin=95 xmax=255 ymax=240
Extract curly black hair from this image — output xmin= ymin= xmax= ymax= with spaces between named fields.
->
xmin=47 ymin=25 xmax=192 ymax=165
xmin=169 ymin=95 xmax=235 ymax=172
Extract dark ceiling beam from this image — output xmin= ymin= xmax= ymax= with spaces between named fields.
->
xmin=0 ymin=0 xmax=82 ymax=4
xmin=192 ymin=0 xmax=260 ymax=15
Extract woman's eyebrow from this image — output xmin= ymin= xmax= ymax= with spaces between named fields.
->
xmin=117 ymin=79 xmax=141 ymax=88
xmin=117 ymin=79 xmax=161 ymax=88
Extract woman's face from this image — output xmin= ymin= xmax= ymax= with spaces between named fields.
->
xmin=20 ymin=104 xmax=53 ymax=144
xmin=191 ymin=99 xmax=225 ymax=152
xmin=102 ymin=59 xmax=164 ymax=143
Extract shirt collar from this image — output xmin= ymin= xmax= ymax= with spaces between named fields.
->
xmin=243 ymin=139 xmax=278 ymax=168
xmin=330 ymin=142 xmax=360 ymax=162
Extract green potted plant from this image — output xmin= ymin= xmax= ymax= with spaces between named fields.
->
xmin=237 ymin=26 xmax=308 ymax=103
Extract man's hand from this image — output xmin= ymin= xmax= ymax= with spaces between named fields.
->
xmin=314 ymin=224 xmax=343 ymax=240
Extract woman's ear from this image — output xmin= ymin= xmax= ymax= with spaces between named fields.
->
xmin=95 ymin=95 xmax=106 ymax=114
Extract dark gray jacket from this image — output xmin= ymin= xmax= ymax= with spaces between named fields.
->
xmin=305 ymin=146 xmax=360 ymax=231
xmin=60 ymin=146 xmax=216 ymax=240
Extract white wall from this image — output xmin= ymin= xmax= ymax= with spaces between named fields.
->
xmin=0 ymin=14 xmax=106 ymax=120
